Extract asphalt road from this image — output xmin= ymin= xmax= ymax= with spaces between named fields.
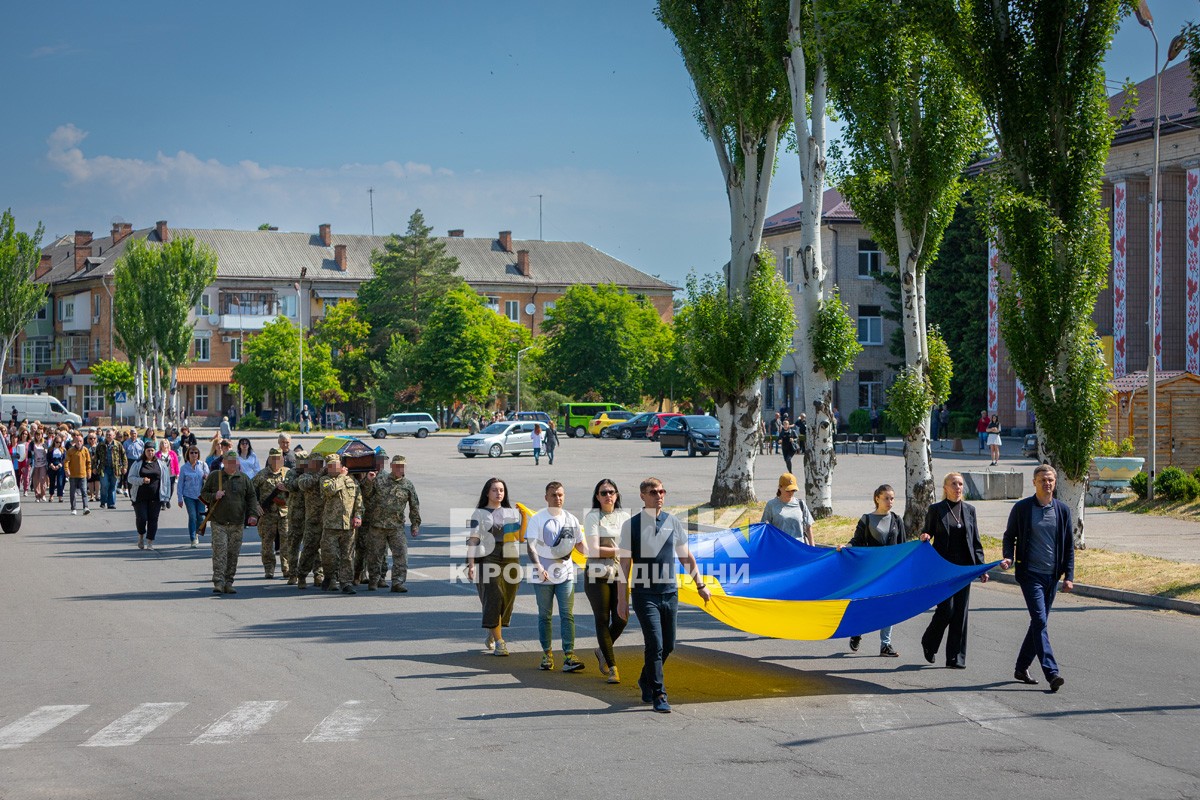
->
xmin=1 ymin=433 xmax=1197 ymax=800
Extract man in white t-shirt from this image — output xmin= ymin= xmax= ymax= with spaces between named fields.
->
xmin=527 ymin=481 xmax=589 ymax=672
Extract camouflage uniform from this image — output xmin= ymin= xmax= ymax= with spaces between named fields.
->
xmin=294 ymin=466 xmax=327 ymax=588
xmin=352 ymin=457 xmax=386 ymax=584
xmin=362 ymin=469 xmax=421 ymax=590
xmin=200 ymin=460 xmax=262 ymax=593
xmin=321 ymin=461 xmax=364 ymax=591
xmin=251 ymin=460 xmax=290 ymax=579
xmin=282 ymin=464 xmax=307 ymax=584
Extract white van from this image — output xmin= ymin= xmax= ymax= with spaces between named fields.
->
xmin=2 ymin=393 xmax=83 ymax=428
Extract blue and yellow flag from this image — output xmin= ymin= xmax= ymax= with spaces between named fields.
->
xmin=676 ymin=523 xmax=999 ymax=640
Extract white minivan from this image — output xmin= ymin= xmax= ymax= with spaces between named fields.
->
xmin=2 ymin=393 xmax=83 ymax=428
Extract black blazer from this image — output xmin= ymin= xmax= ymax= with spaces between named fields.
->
xmin=923 ymin=499 xmax=985 ymax=566
xmin=849 ymin=512 xmax=907 ymax=547
xmin=1002 ymin=496 xmax=1075 ymax=582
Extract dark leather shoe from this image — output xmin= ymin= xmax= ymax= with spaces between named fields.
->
xmin=849 ymin=636 xmax=861 ymax=652
xmin=1014 ymin=669 xmax=1039 ymax=685
xmin=923 ymin=646 xmax=936 ymax=664
xmin=342 ymin=585 xmax=356 ymax=595
xmin=946 ymin=662 xmax=965 ymax=669
xmin=321 ymin=576 xmax=332 ymax=590
xmin=1049 ymin=675 xmax=1064 ymax=693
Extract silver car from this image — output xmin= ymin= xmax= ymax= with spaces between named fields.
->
xmin=368 ymin=412 xmax=439 ymax=439
xmin=457 ymin=421 xmax=537 ymax=458
xmin=0 ymin=452 xmax=21 ymax=533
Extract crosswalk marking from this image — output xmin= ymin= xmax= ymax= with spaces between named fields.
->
xmin=81 ymin=703 xmax=187 ymax=748
xmin=304 ymin=701 xmax=381 ymax=743
xmin=0 ymin=705 xmax=89 ymax=749
xmin=190 ymin=701 xmax=288 ymax=745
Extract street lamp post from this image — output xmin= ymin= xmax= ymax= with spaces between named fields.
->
xmin=1135 ymin=2 xmax=1186 ymax=500
xmin=516 ymin=346 xmax=534 ymax=413
xmin=297 ymin=268 xmax=306 ymax=426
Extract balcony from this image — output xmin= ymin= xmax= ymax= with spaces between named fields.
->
xmin=218 ymin=313 xmax=282 ymax=332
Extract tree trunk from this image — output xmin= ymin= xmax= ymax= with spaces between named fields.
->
xmin=896 ymin=216 xmax=935 ymax=530
xmin=786 ymin=5 xmax=835 ymax=517
xmin=902 ymin=432 xmax=935 ymax=533
xmin=169 ymin=365 xmax=179 ymax=425
xmin=710 ymin=385 xmax=761 ymax=506
xmin=135 ymin=358 xmax=146 ymax=428
xmin=1056 ymin=471 xmax=1087 ymax=550
xmin=0 ymin=339 xmax=10 ymax=402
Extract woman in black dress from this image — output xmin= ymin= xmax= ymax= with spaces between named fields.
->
xmin=920 ymin=472 xmax=988 ymax=668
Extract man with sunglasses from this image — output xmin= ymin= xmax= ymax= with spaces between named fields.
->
xmin=617 ymin=477 xmax=710 ymax=713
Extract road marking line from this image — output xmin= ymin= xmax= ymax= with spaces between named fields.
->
xmin=81 ymin=703 xmax=187 ymax=747
xmin=0 ymin=705 xmax=89 ymax=749
xmin=190 ymin=701 xmax=288 ymax=745
xmin=303 ymin=701 xmax=381 ymax=743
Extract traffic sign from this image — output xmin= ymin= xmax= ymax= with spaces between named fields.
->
xmin=114 ymin=391 xmax=128 ymax=403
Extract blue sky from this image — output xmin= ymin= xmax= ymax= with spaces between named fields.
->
xmin=1 ymin=1 xmax=1195 ymax=288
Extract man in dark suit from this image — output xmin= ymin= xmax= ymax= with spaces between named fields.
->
xmin=1001 ymin=464 xmax=1074 ymax=692
xmin=920 ymin=472 xmax=987 ymax=668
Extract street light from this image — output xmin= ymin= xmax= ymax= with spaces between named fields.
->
xmin=515 ymin=346 xmax=534 ymax=413
xmin=1135 ymin=3 xmax=1186 ymax=500
xmin=297 ymin=267 xmax=307 ymax=426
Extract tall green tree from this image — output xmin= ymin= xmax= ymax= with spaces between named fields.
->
xmin=89 ymin=359 xmax=136 ymax=407
xmin=158 ymin=237 xmax=217 ymax=424
xmin=112 ymin=239 xmax=157 ymax=426
xmin=823 ymin=0 xmax=985 ymax=531
xmin=358 ymin=209 xmax=462 ymax=348
xmin=314 ymin=300 xmax=377 ymax=419
xmin=0 ymin=210 xmax=47 ymax=395
xmin=232 ymin=317 xmax=343 ymax=408
xmin=539 ymin=284 xmax=670 ymax=406
xmin=929 ymin=0 xmax=1125 ymax=545
xmin=658 ymin=0 xmax=794 ymax=506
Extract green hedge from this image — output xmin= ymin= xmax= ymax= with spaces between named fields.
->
xmin=1154 ymin=467 xmax=1200 ymax=502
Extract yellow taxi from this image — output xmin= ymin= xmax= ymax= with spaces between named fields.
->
xmin=587 ymin=411 xmax=636 ymax=438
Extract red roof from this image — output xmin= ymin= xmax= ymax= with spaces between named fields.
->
xmin=176 ymin=367 xmax=233 ymax=385
xmin=1111 ymin=370 xmax=1198 ymax=393
xmin=1109 ymin=61 xmax=1198 ymax=142
xmin=764 ymin=188 xmax=858 ymax=233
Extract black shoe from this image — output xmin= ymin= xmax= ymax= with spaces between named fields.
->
xmin=880 ymin=644 xmax=899 ymax=657
xmin=391 ymin=584 xmax=408 ymax=593
xmin=923 ymin=646 xmax=936 ymax=664
xmin=946 ymin=662 xmax=965 ymax=669
xmin=321 ymin=576 xmax=332 ymax=590
xmin=1014 ymin=669 xmax=1039 ymax=685
xmin=849 ymin=636 xmax=861 ymax=652
xmin=342 ymin=585 xmax=356 ymax=595
xmin=1049 ymin=675 xmax=1064 ymax=693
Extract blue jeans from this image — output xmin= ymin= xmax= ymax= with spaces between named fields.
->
xmin=183 ymin=496 xmax=207 ymax=542
xmin=978 ymin=431 xmax=987 ymax=452
xmin=633 ymin=591 xmax=678 ymax=699
xmin=1016 ymin=571 xmax=1060 ymax=679
xmin=534 ymin=580 xmax=575 ymax=653
xmin=533 ymin=447 xmax=542 ymax=465
xmin=100 ymin=471 xmax=117 ymax=508
xmin=545 ymin=445 xmax=555 ymax=465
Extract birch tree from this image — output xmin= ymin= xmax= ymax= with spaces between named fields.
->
xmin=157 ymin=238 xmax=217 ymax=426
xmin=0 ymin=211 xmax=47 ymax=395
xmin=113 ymin=239 xmax=156 ymax=428
xmin=823 ymin=0 xmax=984 ymax=530
xmin=930 ymin=0 xmax=1123 ymax=546
xmin=657 ymin=0 xmax=795 ymax=505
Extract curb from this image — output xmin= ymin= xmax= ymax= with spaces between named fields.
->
xmin=985 ymin=569 xmax=1200 ymax=616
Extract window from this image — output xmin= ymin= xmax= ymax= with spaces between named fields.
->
xmin=230 ymin=337 xmax=241 ymax=362
xmin=280 ymin=294 xmax=297 ymax=318
xmin=858 ymin=239 xmax=882 ymax=277
xmin=194 ymin=385 xmax=209 ymax=412
xmin=765 ymin=376 xmax=776 ymax=410
xmin=857 ymin=305 xmax=883 ymax=345
xmin=485 ymin=296 xmax=500 ymax=313
xmin=195 ymin=292 xmax=213 ymax=317
xmin=858 ymin=371 xmax=882 ymax=409
xmin=543 ymin=301 xmax=556 ymax=314
xmin=58 ymin=298 xmax=74 ymax=323
xmin=194 ymin=335 xmax=210 ymax=362
xmin=94 ymin=338 xmax=101 ymax=362
xmin=84 ymin=386 xmax=105 ymax=412
xmin=93 ymin=293 xmax=102 ymax=322
xmin=35 ymin=302 xmax=48 ymax=320
xmin=505 ymin=300 xmax=520 ymax=322
xmin=783 ymin=247 xmax=793 ymax=283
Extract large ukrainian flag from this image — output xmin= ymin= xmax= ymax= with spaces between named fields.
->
xmin=675 ymin=523 xmax=998 ymax=640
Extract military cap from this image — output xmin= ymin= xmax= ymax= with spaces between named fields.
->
xmin=268 ymin=447 xmax=282 ymax=456
xmin=324 ymin=454 xmax=341 ymax=465
xmin=391 ymin=455 xmax=406 ymax=465
xmin=222 ymin=451 xmax=239 ymax=462
xmin=294 ymin=448 xmax=308 ymax=459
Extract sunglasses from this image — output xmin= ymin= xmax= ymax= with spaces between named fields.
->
xmin=598 ymin=489 xmax=617 ymax=497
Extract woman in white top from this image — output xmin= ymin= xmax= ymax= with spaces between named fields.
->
xmin=584 ymin=478 xmax=631 ymax=683
xmin=236 ymin=437 xmax=260 ymax=478
xmin=986 ymin=415 xmax=1002 ymax=466
xmin=760 ymin=472 xmax=814 ymax=545
xmin=531 ymin=425 xmax=544 ymax=466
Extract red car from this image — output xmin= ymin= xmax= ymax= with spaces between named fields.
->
xmin=646 ymin=413 xmax=683 ymax=441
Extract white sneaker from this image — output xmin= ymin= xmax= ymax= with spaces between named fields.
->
xmin=70 ymin=510 xmax=77 ymax=515
xmin=145 ymin=541 xmax=153 ymax=550
xmin=484 ymin=634 xmax=496 ymax=652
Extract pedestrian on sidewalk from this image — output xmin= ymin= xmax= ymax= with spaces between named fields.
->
xmin=842 ymin=484 xmax=907 ymax=657
xmin=531 ymin=424 xmax=543 ymax=465
xmin=920 ymin=472 xmax=987 ymax=669
xmin=527 ymin=481 xmax=588 ymax=673
xmin=761 ymin=472 xmax=814 ymax=546
xmin=544 ymin=420 xmax=559 ymax=465
xmin=779 ymin=419 xmax=799 ymax=475
xmin=65 ymin=432 xmax=91 ymax=515
xmin=976 ymin=411 xmax=990 ymax=453
xmin=768 ymin=412 xmax=781 ymax=454
xmin=986 ymin=416 xmax=1002 ymax=466
xmin=127 ymin=445 xmax=168 ymax=549
xmin=585 ymin=479 xmax=630 ymax=684
xmin=1001 ymin=464 xmax=1074 ymax=692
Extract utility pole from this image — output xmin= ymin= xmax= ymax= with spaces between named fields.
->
xmin=368 ymin=187 xmax=375 ymax=236
xmin=532 ymin=194 xmax=543 ymax=240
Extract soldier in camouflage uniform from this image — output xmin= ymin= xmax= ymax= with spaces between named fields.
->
xmin=294 ymin=453 xmax=328 ymax=589
xmin=200 ymin=451 xmax=262 ymax=594
xmin=361 ymin=454 xmax=422 ymax=592
xmin=321 ymin=454 xmax=364 ymax=594
xmin=353 ymin=451 xmax=387 ymax=585
xmin=281 ymin=448 xmax=308 ymax=585
xmin=251 ymin=447 xmax=290 ymax=579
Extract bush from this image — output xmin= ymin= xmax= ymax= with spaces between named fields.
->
xmin=1153 ymin=466 xmax=1200 ymax=502
xmin=278 ymin=421 xmax=300 ymax=432
xmin=1193 ymin=467 xmax=1200 ymax=485
xmin=1130 ymin=471 xmax=1148 ymax=499
xmin=847 ymin=408 xmax=870 ymax=434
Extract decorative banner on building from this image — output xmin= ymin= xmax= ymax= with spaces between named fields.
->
xmin=1113 ymin=180 xmax=1128 ymax=377
xmin=1187 ymin=168 xmax=1200 ymax=374
xmin=987 ymin=241 xmax=999 ymax=414
xmin=1156 ymin=200 xmax=1164 ymax=370
xmin=1015 ymin=378 xmax=1027 ymax=412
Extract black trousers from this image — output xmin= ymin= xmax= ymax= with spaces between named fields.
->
xmin=922 ymin=583 xmax=971 ymax=667
xmin=133 ymin=498 xmax=162 ymax=541
xmin=584 ymin=575 xmax=628 ymax=668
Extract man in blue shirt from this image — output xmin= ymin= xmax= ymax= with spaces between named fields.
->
xmin=1001 ymin=464 xmax=1075 ymax=692
xmin=617 ymin=477 xmax=710 ymax=714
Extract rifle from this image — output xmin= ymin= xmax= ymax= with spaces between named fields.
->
xmin=197 ymin=469 xmax=223 ymax=537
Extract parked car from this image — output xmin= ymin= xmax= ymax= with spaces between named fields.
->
xmin=659 ymin=415 xmax=721 ymax=457
xmin=1022 ymin=433 xmax=1039 ymax=458
xmin=589 ymin=411 xmax=636 ymax=438
xmin=457 ymin=421 xmax=539 ymax=458
xmin=0 ymin=447 xmax=22 ymax=533
xmin=558 ymin=402 xmax=628 ymax=439
xmin=603 ymin=411 xmax=658 ymax=440
xmin=368 ymin=412 xmax=439 ymax=439
xmin=508 ymin=411 xmax=552 ymax=425
xmin=1 ymin=393 xmax=83 ymax=428
xmin=645 ymin=412 xmax=683 ymax=441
